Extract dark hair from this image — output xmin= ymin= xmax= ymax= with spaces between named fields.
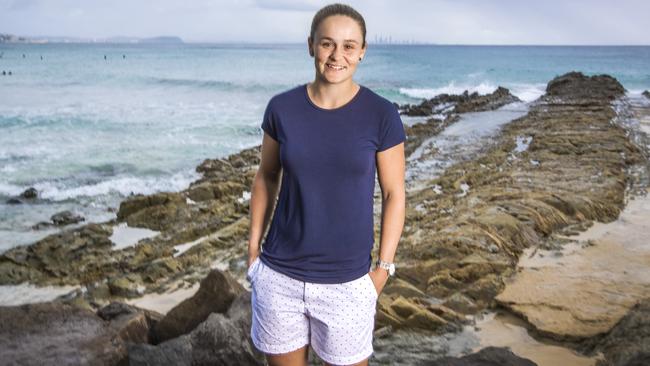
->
xmin=310 ymin=3 xmax=367 ymax=48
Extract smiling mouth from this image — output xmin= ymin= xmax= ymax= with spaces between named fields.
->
xmin=326 ymin=63 xmax=346 ymax=71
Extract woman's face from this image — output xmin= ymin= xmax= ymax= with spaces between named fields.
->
xmin=309 ymin=15 xmax=366 ymax=85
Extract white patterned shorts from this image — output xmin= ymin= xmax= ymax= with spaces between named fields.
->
xmin=246 ymin=256 xmax=378 ymax=365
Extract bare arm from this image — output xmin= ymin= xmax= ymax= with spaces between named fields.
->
xmin=248 ymin=133 xmax=282 ymax=266
xmin=369 ymin=141 xmax=406 ymax=290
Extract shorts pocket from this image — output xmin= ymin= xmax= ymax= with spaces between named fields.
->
xmin=246 ymin=257 xmax=262 ymax=283
xmin=365 ymin=273 xmax=379 ymax=300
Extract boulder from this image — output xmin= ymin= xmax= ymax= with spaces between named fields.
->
xmin=108 ymin=275 xmax=146 ymax=299
xmin=97 ymin=301 xmax=163 ymax=345
xmin=0 ymin=301 xmax=156 ymax=365
xmin=545 ymin=71 xmax=625 ymax=101
xmin=116 ymin=192 xmax=185 ymax=221
xmin=128 ymin=292 xmax=263 ymax=366
xmin=423 ymin=346 xmax=537 ymax=365
xmin=152 ymin=269 xmax=245 ymax=343
xmin=582 ymin=298 xmax=650 ymax=366
xmin=442 ymin=292 xmax=479 ymax=314
xmin=20 ymin=187 xmax=38 ymax=199
xmin=51 ymin=210 xmax=85 ymax=226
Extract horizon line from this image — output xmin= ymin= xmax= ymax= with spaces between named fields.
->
xmin=2 ymin=40 xmax=650 ymax=47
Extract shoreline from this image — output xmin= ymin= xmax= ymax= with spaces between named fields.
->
xmin=1 ymin=73 xmax=649 ymax=365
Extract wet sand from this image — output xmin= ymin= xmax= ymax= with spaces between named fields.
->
xmin=467 ymin=311 xmax=604 ymax=366
xmin=126 ymin=282 xmax=200 ymax=315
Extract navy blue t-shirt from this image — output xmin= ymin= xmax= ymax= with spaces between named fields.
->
xmin=258 ymin=83 xmax=406 ymax=284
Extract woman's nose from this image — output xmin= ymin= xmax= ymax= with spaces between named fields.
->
xmin=329 ymin=46 xmax=343 ymax=60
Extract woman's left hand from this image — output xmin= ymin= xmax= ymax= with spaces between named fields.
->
xmin=368 ymin=269 xmax=389 ymax=297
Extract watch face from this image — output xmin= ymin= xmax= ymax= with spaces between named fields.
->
xmin=388 ymin=264 xmax=395 ymax=276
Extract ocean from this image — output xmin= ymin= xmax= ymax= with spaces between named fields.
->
xmin=1 ymin=43 xmax=649 ymax=251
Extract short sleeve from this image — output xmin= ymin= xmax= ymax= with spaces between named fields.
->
xmin=261 ymin=99 xmax=279 ymax=142
xmin=378 ymin=104 xmax=406 ymax=151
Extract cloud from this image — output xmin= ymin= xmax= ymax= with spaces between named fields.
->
xmin=2 ymin=0 xmax=41 ymax=11
xmin=253 ymin=0 xmax=322 ymax=12
xmin=0 ymin=0 xmax=647 ymax=44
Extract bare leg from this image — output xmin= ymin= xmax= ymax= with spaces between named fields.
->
xmin=322 ymin=357 xmax=369 ymax=366
xmin=266 ymin=344 xmax=310 ymax=366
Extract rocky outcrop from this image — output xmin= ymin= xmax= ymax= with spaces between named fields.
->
xmin=30 ymin=210 xmax=86 ymax=230
xmin=399 ymin=86 xmax=521 ymax=116
xmin=581 ymin=298 xmax=650 ymax=366
xmin=51 ymin=210 xmax=85 ymax=226
xmin=545 ymin=71 xmax=625 ymax=101
xmin=454 ymin=87 xmax=522 ymax=113
xmin=0 ymin=276 xmax=261 ymax=366
xmin=6 ymin=187 xmax=38 ymax=204
xmin=128 ymin=292 xmax=263 ymax=366
xmin=377 ymin=71 xmax=643 ymax=335
xmin=0 ymin=148 xmax=255 ymax=293
xmin=20 ymin=187 xmax=38 ymax=199
xmin=0 ymin=301 xmax=160 ymax=365
xmin=493 ymin=87 xmax=650 ymax=342
xmin=642 ymin=90 xmax=650 ymax=99
xmin=152 ymin=268 xmax=245 ymax=343
xmin=0 ymin=223 xmax=115 ymax=285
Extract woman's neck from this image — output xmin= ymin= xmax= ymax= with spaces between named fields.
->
xmin=307 ymin=79 xmax=360 ymax=110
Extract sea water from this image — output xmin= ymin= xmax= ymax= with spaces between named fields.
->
xmin=1 ymin=43 xmax=649 ymax=251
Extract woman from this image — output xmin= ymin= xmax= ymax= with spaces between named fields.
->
xmin=246 ymin=3 xmax=405 ymax=366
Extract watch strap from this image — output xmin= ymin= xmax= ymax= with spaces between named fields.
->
xmin=375 ymin=259 xmax=395 ymax=275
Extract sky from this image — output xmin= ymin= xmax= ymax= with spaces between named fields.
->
xmin=1 ymin=0 xmax=648 ymax=45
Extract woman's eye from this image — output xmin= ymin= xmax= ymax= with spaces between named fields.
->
xmin=321 ymin=42 xmax=331 ymax=47
xmin=345 ymin=45 xmax=354 ymax=50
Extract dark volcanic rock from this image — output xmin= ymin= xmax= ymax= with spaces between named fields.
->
xmin=108 ymin=275 xmax=146 ymax=298
xmin=545 ymin=71 xmax=625 ymax=101
xmin=128 ymin=292 xmax=263 ymax=366
xmin=98 ymin=302 xmax=163 ymax=349
xmin=0 ymin=223 xmax=115 ymax=285
xmin=454 ymin=86 xmax=521 ymax=113
xmin=399 ymin=87 xmax=521 ymax=117
xmin=642 ymin=90 xmax=650 ymax=99
xmin=116 ymin=191 xmax=187 ymax=230
xmin=152 ymin=269 xmax=246 ymax=343
xmin=31 ymin=221 xmax=55 ymax=229
xmin=20 ymin=187 xmax=38 ymax=199
xmin=423 ymin=346 xmax=537 ymax=365
xmin=0 ymin=301 xmax=156 ymax=365
xmin=51 ymin=210 xmax=85 ymax=226
xmin=580 ymin=298 xmax=650 ymax=366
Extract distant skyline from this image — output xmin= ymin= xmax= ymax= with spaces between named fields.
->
xmin=1 ymin=0 xmax=649 ymax=45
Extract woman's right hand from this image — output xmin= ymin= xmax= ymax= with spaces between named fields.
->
xmin=248 ymin=255 xmax=258 ymax=268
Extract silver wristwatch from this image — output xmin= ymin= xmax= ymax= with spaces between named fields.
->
xmin=375 ymin=259 xmax=396 ymax=276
